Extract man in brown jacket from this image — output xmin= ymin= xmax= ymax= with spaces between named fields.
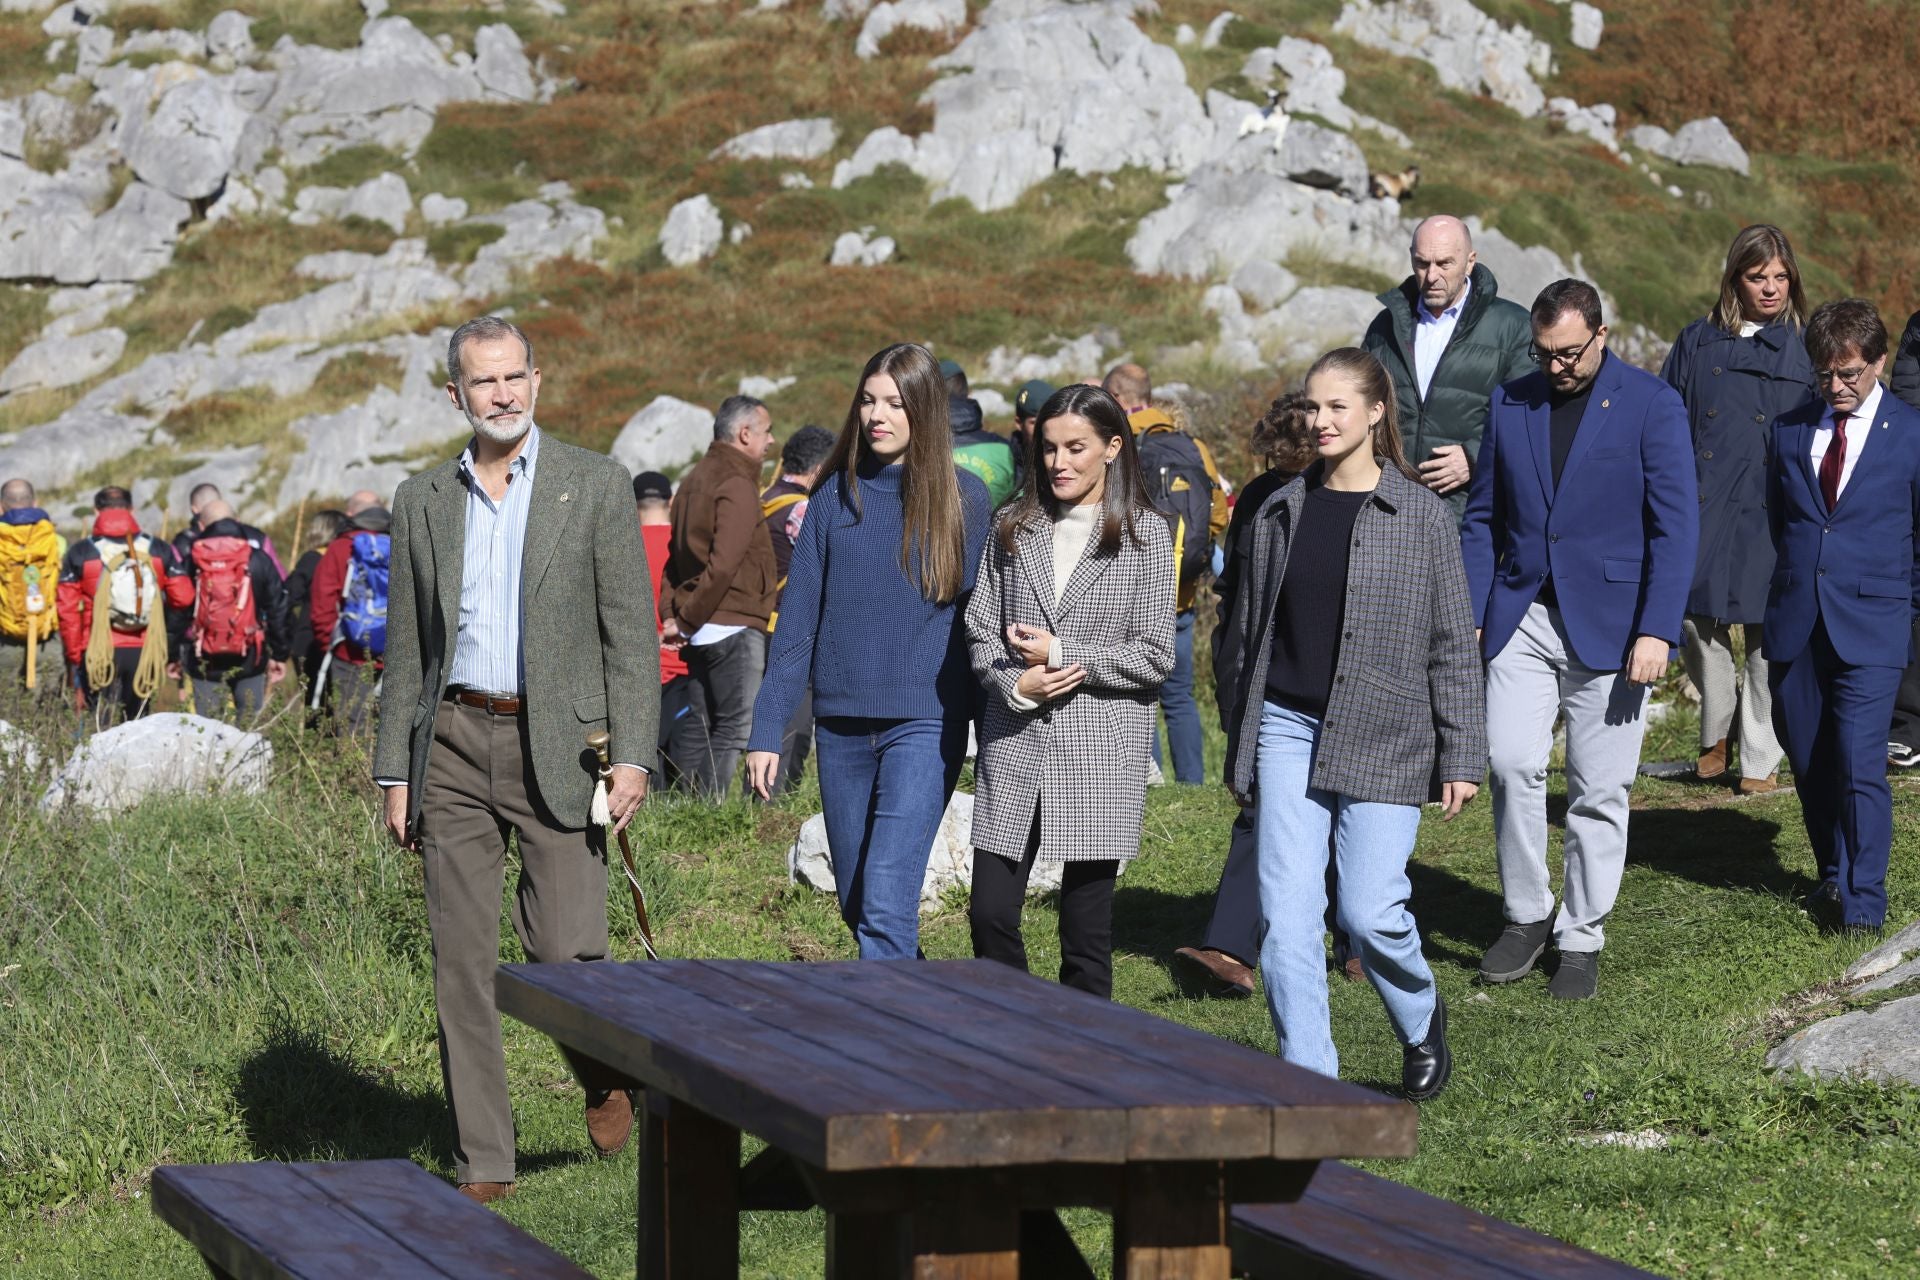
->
xmin=662 ymin=394 xmax=778 ymax=796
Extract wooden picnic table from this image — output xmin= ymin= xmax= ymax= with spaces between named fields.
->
xmin=495 ymin=958 xmax=1417 ymax=1280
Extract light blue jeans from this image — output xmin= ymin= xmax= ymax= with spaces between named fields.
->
xmin=1255 ymin=700 xmax=1436 ymax=1078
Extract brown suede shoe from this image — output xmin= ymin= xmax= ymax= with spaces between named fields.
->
xmin=586 ymin=1088 xmax=635 ymax=1156
xmin=1173 ymin=946 xmax=1255 ymax=996
xmin=1343 ymin=955 xmax=1366 ymax=983
xmin=1736 ymin=774 xmax=1780 ymax=796
xmin=1695 ymin=738 xmax=1729 ymax=781
xmin=457 ymin=1181 xmax=514 ymax=1205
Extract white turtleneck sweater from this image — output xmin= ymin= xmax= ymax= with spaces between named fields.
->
xmin=1008 ymin=501 xmax=1101 ymax=710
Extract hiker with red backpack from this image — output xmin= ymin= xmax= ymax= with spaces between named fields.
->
xmin=171 ymin=499 xmax=290 ymax=721
xmin=56 ymin=486 xmax=194 ymax=724
xmin=309 ymin=504 xmax=391 ymax=734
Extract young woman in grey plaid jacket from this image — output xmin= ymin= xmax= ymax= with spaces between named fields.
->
xmin=965 ymin=384 xmax=1178 ymax=998
xmin=1223 ymin=348 xmax=1488 ymax=1101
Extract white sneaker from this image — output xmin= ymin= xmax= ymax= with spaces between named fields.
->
xmin=1146 ymin=758 xmax=1165 ymax=787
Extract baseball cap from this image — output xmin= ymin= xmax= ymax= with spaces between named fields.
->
xmin=938 ymin=358 xmax=965 ymax=381
xmin=631 ymin=471 xmax=672 ymax=502
xmin=1015 ymin=379 xmax=1057 ymax=419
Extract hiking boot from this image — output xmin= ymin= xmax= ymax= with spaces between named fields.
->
xmin=1736 ymin=774 xmax=1780 ymax=796
xmin=1402 ymin=994 xmax=1451 ymax=1102
xmin=1695 ymin=738 xmax=1729 ymax=782
xmin=1549 ymin=951 xmax=1600 ymax=1000
xmin=1478 ymin=919 xmax=1552 ymax=983
xmin=585 ymin=1088 xmax=635 ymax=1156
xmin=1173 ymin=946 xmax=1254 ymax=997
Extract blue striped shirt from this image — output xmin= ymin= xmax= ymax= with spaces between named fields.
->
xmin=448 ymin=425 xmax=540 ymax=696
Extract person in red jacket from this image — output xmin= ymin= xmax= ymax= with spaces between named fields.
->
xmin=309 ymin=504 xmax=388 ymax=734
xmin=56 ymin=486 xmax=193 ymax=723
xmin=634 ymin=471 xmax=688 ymax=782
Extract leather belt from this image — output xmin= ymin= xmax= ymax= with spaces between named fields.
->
xmin=448 ymin=687 xmax=524 ymax=716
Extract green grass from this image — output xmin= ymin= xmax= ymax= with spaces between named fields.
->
xmin=3 ymin=678 xmax=1918 ymax=1277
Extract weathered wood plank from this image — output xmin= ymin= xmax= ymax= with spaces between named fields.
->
xmin=906 ymin=1193 xmax=1020 ymax=1280
xmin=1112 ymin=1161 xmax=1231 ymax=1280
xmin=151 ymin=1161 xmax=590 ymax=1280
xmin=633 ymin=1093 xmax=739 ymax=1280
xmin=910 ymin=962 xmax=1417 ymax=1160
xmin=1231 ymin=1163 xmax=1664 ymax=1279
xmin=826 ymin=1212 xmax=904 ymax=1280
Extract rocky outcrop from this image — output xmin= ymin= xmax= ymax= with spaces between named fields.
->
xmin=1334 ymin=0 xmax=1553 ymax=118
xmin=1625 ymin=117 xmax=1751 ymax=177
xmin=1767 ymin=996 xmax=1920 ymax=1088
xmin=0 ymin=327 xmax=126 ymax=395
xmin=41 ymin=714 xmax=273 ymax=815
xmin=855 ymin=0 xmax=967 ymax=59
xmin=829 ymin=226 xmax=896 ymax=266
xmin=660 ymin=194 xmax=724 ymax=267
xmin=712 ymin=117 xmax=839 ymax=162
xmin=788 ymin=790 xmax=1062 ymax=912
xmin=609 ymin=396 xmax=716 ymax=477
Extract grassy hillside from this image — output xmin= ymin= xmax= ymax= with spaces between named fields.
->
xmin=3 ymin=690 xmax=1919 ymax=1277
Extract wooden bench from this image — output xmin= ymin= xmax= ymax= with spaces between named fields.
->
xmin=150 ymin=1158 xmax=592 ymax=1279
xmin=1231 ymin=1161 xmax=1662 ymax=1279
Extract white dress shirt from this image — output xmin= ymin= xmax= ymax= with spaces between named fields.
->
xmin=1413 ymin=278 xmax=1471 ymax=400
xmin=1809 ymin=380 xmax=1881 ymax=502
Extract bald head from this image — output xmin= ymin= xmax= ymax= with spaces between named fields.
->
xmin=0 ymin=478 xmax=32 ymax=510
xmin=344 ymin=490 xmax=381 ymax=516
xmin=1102 ymin=363 xmax=1151 ymax=412
xmin=200 ymin=499 xmax=236 ymax=524
xmin=1410 ymin=216 xmax=1476 ymax=316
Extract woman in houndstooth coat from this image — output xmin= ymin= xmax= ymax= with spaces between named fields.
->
xmin=965 ymin=384 xmax=1177 ymax=999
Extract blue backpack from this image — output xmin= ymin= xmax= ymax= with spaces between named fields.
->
xmin=340 ymin=532 xmax=390 ymax=655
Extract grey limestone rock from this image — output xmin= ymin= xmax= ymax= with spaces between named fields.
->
xmin=291 ymin=171 xmax=413 ymax=233
xmin=473 ymin=23 xmax=537 ymax=103
xmin=0 ymin=409 xmax=152 ymax=494
xmin=0 ymin=719 xmax=42 ymax=775
xmin=41 ymin=714 xmax=273 ymax=815
xmin=1848 ymin=920 xmax=1920 ymax=984
xmin=829 ymin=226 xmax=896 ymax=266
xmin=1276 ymin=118 xmax=1369 ymax=199
xmin=1668 ymin=116 xmax=1749 ymax=176
xmin=712 ymin=117 xmax=839 ymax=162
xmin=1569 ymin=0 xmax=1602 ymax=50
xmin=1334 ymin=0 xmax=1552 ymax=119
xmin=122 ymin=72 xmax=251 ymax=201
xmin=790 ymin=791 xmax=1061 ymax=911
xmin=1229 ymin=259 xmax=1299 ymax=310
xmin=204 ymin=10 xmax=255 ymax=63
xmin=461 ymin=196 xmax=608 ymax=297
xmin=609 ymin=395 xmax=715 ymax=476
xmin=659 ymin=194 xmax=723 ymax=267
xmin=1767 ymin=994 xmax=1920 ymax=1087
xmin=979 ymin=330 xmax=1116 ymax=385
xmin=0 ymin=327 xmax=126 ymax=395
xmin=419 ymin=192 xmax=468 ymax=225
xmin=855 ymin=0 xmax=966 ymax=59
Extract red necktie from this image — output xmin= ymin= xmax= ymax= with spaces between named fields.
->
xmin=1819 ymin=411 xmax=1850 ymax=509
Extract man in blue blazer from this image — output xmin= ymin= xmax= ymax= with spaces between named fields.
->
xmin=1767 ymin=299 xmax=1920 ymax=934
xmin=1462 ymin=280 xmax=1699 ymax=999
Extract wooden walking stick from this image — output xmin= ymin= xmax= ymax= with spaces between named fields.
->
xmin=587 ymin=729 xmax=658 ymax=959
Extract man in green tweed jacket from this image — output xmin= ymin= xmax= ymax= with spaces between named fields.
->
xmin=373 ymin=315 xmax=659 ymax=1203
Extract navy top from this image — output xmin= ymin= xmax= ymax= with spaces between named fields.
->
xmin=1264 ymin=482 xmax=1369 ymax=718
xmin=748 ymin=463 xmax=992 ymax=751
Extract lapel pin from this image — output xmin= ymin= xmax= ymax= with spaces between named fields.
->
xmin=1601 ymin=399 xmax=1611 ymax=409
xmin=560 ymin=492 xmax=570 ymax=502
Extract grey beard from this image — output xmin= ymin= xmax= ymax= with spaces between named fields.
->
xmin=466 ymin=404 xmax=533 ymax=444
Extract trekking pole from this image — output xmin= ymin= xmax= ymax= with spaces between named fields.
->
xmin=587 ymin=729 xmax=658 ymax=959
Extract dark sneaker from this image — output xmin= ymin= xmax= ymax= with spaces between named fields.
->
xmin=1478 ymin=919 xmax=1552 ymax=983
xmin=1549 ymin=950 xmax=1600 ymax=1000
xmin=1890 ymin=742 xmax=1919 ymax=769
xmin=1402 ymin=995 xmax=1451 ymax=1102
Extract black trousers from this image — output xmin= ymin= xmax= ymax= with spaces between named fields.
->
xmin=970 ymin=812 xmax=1119 ymax=1000
xmin=669 ymin=628 xmax=766 ymax=798
xmin=83 ymin=647 xmax=150 ymax=726
xmin=1890 ymin=617 xmax=1920 ymax=751
xmin=657 ymin=673 xmax=691 ymax=785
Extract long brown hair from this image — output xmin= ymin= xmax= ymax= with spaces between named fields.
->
xmin=1710 ymin=224 xmax=1808 ymax=333
xmin=996 ymin=384 xmax=1153 ymax=556
xmin=822 ymin=343 xmax=967 ymax=603
xmin=1307 ymin=347 xmax=1422 ymax=483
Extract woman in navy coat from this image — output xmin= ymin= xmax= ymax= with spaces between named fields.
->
xmin=1660 ymin=225 xmax=1817 ymax=792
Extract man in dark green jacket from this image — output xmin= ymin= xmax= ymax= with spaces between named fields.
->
xmin=1362 ymin=216 xmax=1532 ymax=520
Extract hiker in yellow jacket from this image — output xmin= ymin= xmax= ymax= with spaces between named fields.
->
xmin=0 ymin=478 xmax=68 ymax=695
xmin=1106 ymin=364 xmax=1229 ymax=785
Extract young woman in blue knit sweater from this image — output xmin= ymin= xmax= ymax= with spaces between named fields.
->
xmin=746 ymin=343 xmax=992 ymax=959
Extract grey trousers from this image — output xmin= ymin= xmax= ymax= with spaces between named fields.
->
xmin=419 ymin=698 xmax=612 ymax=1184
xmin=192 ymin=668 xmax=267 ymax=722
xmin=1487 ymin=603 xmax=1650 ymax=953
xmin=1681 ymin=615 xmax=1781 ymax=778
xmin=671 ymin=627 xmax=766 ymax=798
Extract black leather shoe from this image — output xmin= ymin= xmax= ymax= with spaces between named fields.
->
xmin=1402 ymin=994 xmax=1451 ymax=1102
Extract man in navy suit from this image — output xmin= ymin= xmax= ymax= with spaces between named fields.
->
xmin=1767 ymin=299 xmax=1920 ymax=934
xmin=1462 ymin=279 xmax=1699 ymax=999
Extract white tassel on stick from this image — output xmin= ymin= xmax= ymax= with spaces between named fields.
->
xmin=590 ymin=776 xmax=612 ymax=826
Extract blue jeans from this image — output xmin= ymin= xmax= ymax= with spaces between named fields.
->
xmin=1151 ymin=608 xmax=1204 ymax=783
xmin=814 ymin=716 xmax=969 ymax=959
xmin=1254 ymin=700 xmax=1435 ymax=1078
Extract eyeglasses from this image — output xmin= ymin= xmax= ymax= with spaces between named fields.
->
xmin=1528 ymin=331 xmax=1598 ymax=370
xmin=1813 ymin=366 xmax=1870 ymax=388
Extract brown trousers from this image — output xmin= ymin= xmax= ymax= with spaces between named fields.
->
xmin=419 ymin=698 xmax=613 ymax=1184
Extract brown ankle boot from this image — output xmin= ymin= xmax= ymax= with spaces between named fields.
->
xmin=1696 ymin=738 xmax=1729 ymax=781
